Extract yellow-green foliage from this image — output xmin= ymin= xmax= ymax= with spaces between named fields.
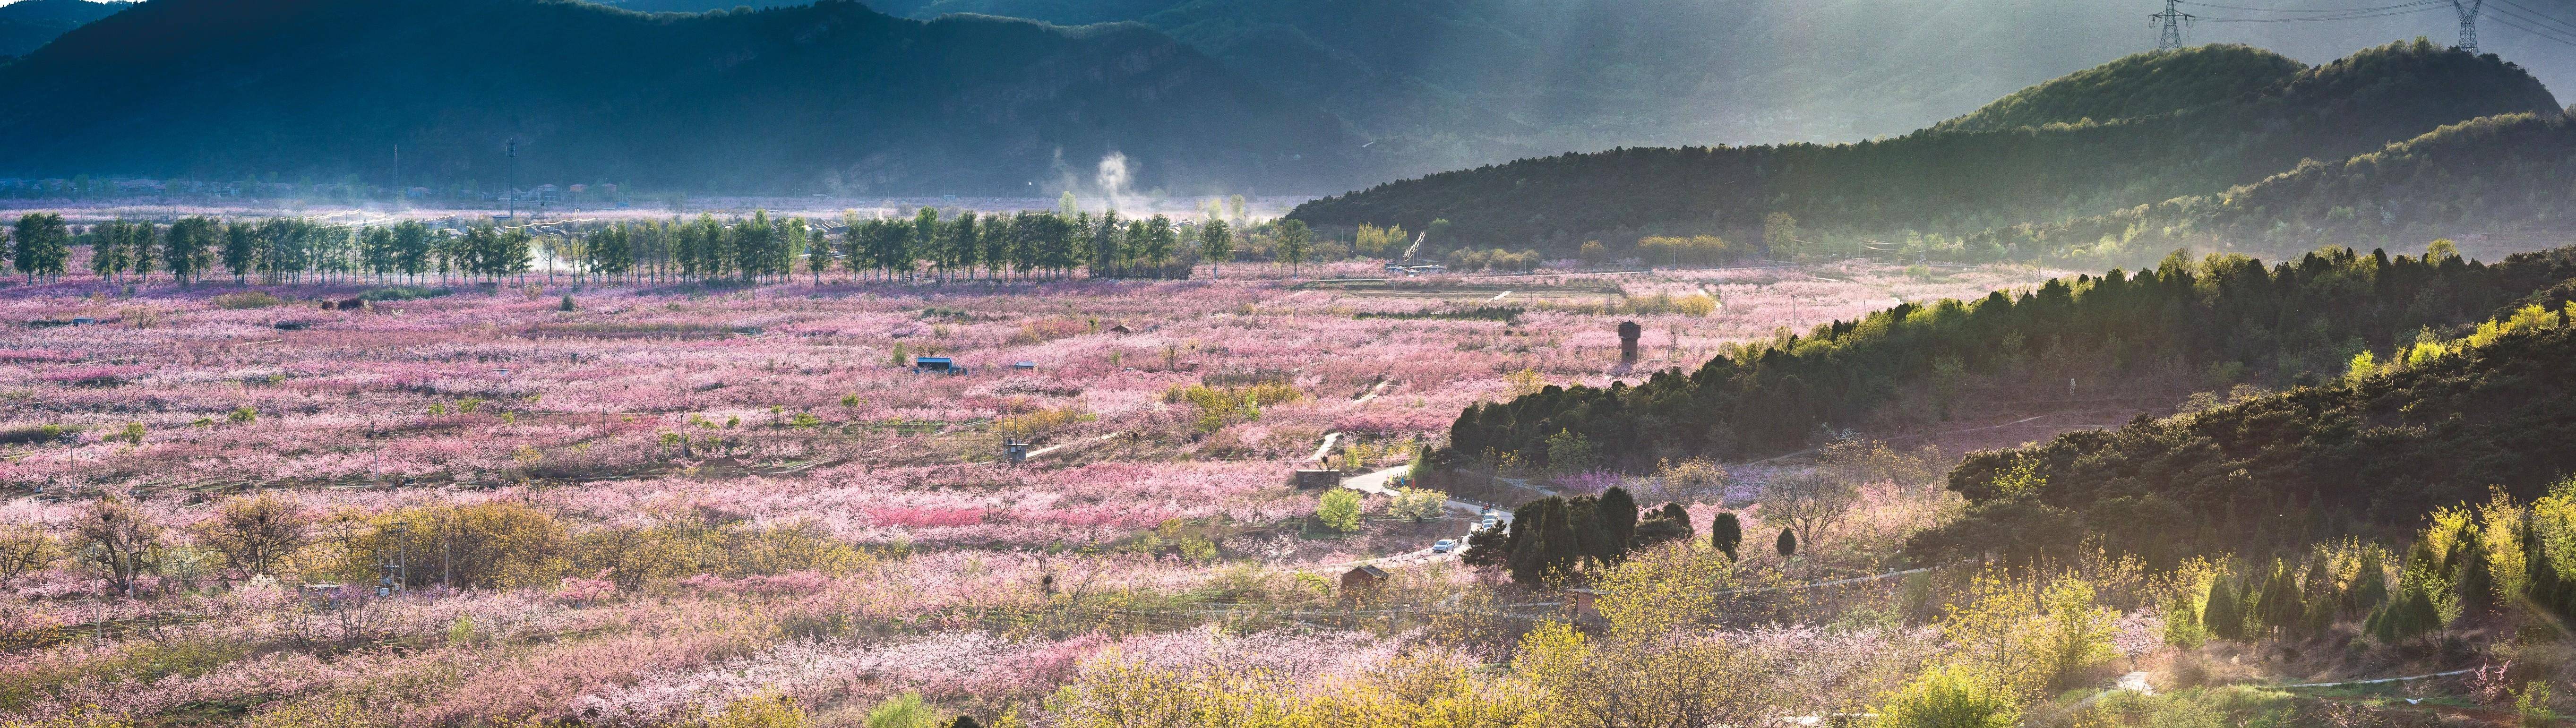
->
xmin=1939 ymin=570 xmax=2117 ymax=695
xmin=1166 ymin=382 xmax=1302 ymax=433
xmin=1877 ymin=665 xmax=2018 ymax=728
xmin=1316 ymin=489 xmax=1363 ymax=533
xmin=319 ymin=502 xmax=570 ymax=589
xmin=1354 ymin=223 xmax=1409 ymax=257
xmin=998 ymin=404 xmax=1094 ymax=439
xmin=212 ymin=291 xmax=284 ymax=309
xmin=1634 ymin=234 xmax=1734 ymax=266
xmin=863 ymin=693 xmax=942 ymax=728
xmin=1 ymin=707 xmax=136 ymax=728
xmin=709 ymin=692 xmax=811 ymax=728
xmin=2354 ymin=301 xmax=2571 ymax=381
xmin=1620 ymin=291 xmax=1717 ymax=317
xmin=574 ymin=515 xmax=866 ymax=588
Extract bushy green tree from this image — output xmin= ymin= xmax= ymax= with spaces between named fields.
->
xmin=1316 ymin=489 xmax=1362 ymax=533
xmin=1199 ymin=218 xmax=1231 ymax=278
xmin=13 ymin=212 xmax=69 ymax=283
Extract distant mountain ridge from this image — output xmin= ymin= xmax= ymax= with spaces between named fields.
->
xmin=0 ymin=0 xmax=124 ymax=58
xmin=1286 ymin=41 xmax=2559 ymax=259
xmin=0 ymin=0 xmax=1361 ymax=194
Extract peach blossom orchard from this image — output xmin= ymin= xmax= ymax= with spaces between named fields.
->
xmin=0 ymin=261 xmax=2064 ymax=725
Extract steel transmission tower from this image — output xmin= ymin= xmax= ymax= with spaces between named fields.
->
xmin=2454 ymin=0 xmax=2484 ymax=53
xmin=2152 ymin=0 xmax=2195 ymax=51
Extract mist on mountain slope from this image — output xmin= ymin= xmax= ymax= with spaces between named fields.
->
xmin=857 ymin=0 xmax=2576 ymax=174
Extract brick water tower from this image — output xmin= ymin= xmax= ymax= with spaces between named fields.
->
xmin=1617 ymin=321 xmax=1641 ymax=362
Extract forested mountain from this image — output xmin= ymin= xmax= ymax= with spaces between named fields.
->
xmin=1927 ymin=44 xmax=2304 ymax=134
xmin=0 ymin=0 xmax=123 ymax=58
xmin=1908 ymin=268 xmax=2576 ymax=565
xmin=1975 ymin=109 xmax=2576 ymax=259
xmin=1288 ymin=42 xmax=2559 ymax=258
xmin=866 ymin=0 xmax=2576 ymax=175
xmin=0 ymin=0 xmax=1358 ymax=194
xmin=1443 ymin=244 xmax=2576 ymax=471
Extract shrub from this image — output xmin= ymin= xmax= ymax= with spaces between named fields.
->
xmin=1878 ymin=666 xmax=2019 ymax=728
xmin=1390 ymin=488 xmax=1447 ymax=522
xmin=212 ymin=291 xmax=283 ymax=309
xmin=710 ymin=692 xmax=810 ymax=728
xmin=356 ymin=285 xmax=452 ymax=301
xmin=1317 ymin=489 xmax=1363 ymax=533
xmin=865 ymin=693 xmax=942 ymax=728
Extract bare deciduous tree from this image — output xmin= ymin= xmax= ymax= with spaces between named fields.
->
xmin=0 ymin=524 xmax=55 ymax=582
xmin=196 ymin=492 xmax=311 ymax=577
xmin=71 ymin=495 xmax=163 ymax=596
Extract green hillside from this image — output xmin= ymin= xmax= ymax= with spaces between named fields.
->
xmin=0 ymin=0 xmax=1360 ymax=194
xmin=1929 ymin=45 xmax=2302 ymax=133
xmin=1909 ymin=278 xmax=2576 ymax=565
xmin=1287 ymin=41 xmax=2559 ymax=259
xmin=1442 ymin=244 xmax=2576 ymax=471
xmin=1975 ymin=110 xmax=2576 ymax=259
xmin=0 ymin=0 xmax=124 ymax=58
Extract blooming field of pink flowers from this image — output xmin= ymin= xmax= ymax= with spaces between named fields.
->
xmin=0 ymin=262 xmax=2055 ymax=544
xmin=0 ymin=260 xmax=2075 ymax=725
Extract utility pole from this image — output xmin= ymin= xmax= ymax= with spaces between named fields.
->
xmin=2152 ymin=0 xmax=2194 ymax=51
xmin=2455 ymin=0 xmax=2483 ymax=53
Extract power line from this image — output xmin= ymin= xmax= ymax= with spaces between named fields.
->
xmin=2489 ymin=0 xmax=2576 ymax=34
xmin=2180 ymin=0 xmax=2442 ymax=13
xmin=2187 ymin=2 xmax=2450 ymax=23
xmin=2482 ymin=0 xmax=2576 ymax=46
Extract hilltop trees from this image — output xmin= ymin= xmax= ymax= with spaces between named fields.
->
xmin=1289 ymin=41 xmax=2556 ymax=263
xmin=1448 ymin=245 xmax=2575 ymax=471
xmin=1911 ymin=296 xmax=2576 ymax=564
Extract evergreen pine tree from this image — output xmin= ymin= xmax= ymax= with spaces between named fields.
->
xmin=127 ymin=222 xmax=157 ymax=285
xmin=2351 ymin=548 xmax=2390 ymax=616
xmin=2204 ymin=577 xmax=2243 ymax=641
xmin=2258 ymin=559 xmax=2305 ymax=634
xmin=1599 ymin=487 xmax=1638 ymax=557
xmin=1711 ymin=512 xmax=1742 ymax=560
xmin=2455 ymin=539 xmax=2495 ymax=617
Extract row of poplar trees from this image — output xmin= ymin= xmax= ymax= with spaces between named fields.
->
xmin=8 ymin=209 xmax=1316 ymax=287
xmin=9 ymin=213 xmax=535 ymax=286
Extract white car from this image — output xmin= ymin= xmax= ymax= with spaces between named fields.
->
xmin=1431 ymin=539 xmax=1456 ymax=553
